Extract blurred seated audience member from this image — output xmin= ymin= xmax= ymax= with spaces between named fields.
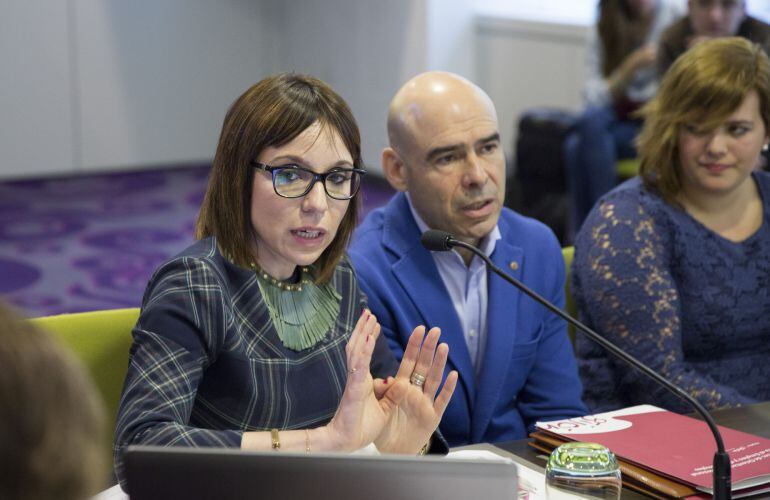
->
xmin=573 ymin=37 xmax=770 ymax=413
xmin=113 ymin=73 xmax=457 ymax=487
xmin=0 ymin=301 xmax=106 ymax=500
xmin=658 ymin=0 xmax=770 ymax=75
xmin=565 ymin=0 xmax=683 ymax=233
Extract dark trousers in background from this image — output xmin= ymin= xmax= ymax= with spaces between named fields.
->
xmin=564 ymin=105 xmax=640 ymax=234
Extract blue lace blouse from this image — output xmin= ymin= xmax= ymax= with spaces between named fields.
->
xmin=573 ymin=172 xmax=770 ymax=413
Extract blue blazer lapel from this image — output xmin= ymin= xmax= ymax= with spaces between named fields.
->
xmin=471 ymin=226 xmax=523 ymax=442
xmin=382 ymin=194 xmax=476 ymax=400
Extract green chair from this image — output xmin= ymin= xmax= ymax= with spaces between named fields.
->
xmin=562 ymin=246 xmax=577 ymax=345
xmin=616 ymin=158 xmax=640 ymax=179
xmin=30 ymin=308 xmax=138 ymax=459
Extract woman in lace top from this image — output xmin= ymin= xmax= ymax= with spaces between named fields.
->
xmin=573 ymin=37 xmax=770 ymax=413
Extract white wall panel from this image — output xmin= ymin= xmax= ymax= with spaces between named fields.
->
xmin=74 ymin=0 xmax=273 ymax=171
xmin=1 ymin=2 xmax=592 ymax=180
xmin=0 ymin=1 xmax=74 ymax=177
xmin=427 ymin=0 xmax=476 ymax=79
xmin=476 ymin=17 xmax=589 ymax=166
xmin=270 ymin=0 xmax=428 ymax=173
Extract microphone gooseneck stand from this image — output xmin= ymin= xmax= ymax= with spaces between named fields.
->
xmin=420 ymin=230 xmax=731 ymax=499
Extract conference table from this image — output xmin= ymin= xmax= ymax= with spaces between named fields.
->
xmin=98 ymin=402 xmax=770 ymax=499
xmin=487 ymin=401 xmax=770 ymax=499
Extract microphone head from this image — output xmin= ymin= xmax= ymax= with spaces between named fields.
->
xmin=420 ymin=230 xmax=454 ymax=251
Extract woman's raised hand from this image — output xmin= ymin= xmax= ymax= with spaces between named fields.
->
xmin=324 ymin=310 xmax=408 ymax=451
xmin=374 ymin=325 xmax=458 ymax=454
xmin=625 ymin=44 xmax=656 ymax=73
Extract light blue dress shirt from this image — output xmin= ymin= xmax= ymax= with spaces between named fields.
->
xmin=406 ymin=193 xmax=501 ymax=375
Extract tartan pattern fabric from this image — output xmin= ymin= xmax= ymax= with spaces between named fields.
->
xmin=113 ymin=237 xmax=396 ymax=484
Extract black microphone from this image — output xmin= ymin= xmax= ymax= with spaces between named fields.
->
xmin=420 ymin=229 xmax=732 ymax=499
xmin=420 ymin=229 xmax=453 ymax=251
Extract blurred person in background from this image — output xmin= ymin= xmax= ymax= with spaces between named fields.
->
xmin=658 ymin=0 xmax=770 ymax=74
xmin=565 ymin=0 xmax=684 ymax=232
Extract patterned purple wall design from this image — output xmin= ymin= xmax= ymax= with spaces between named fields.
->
xmin=0 ymin=165 xmax=393 ymax=318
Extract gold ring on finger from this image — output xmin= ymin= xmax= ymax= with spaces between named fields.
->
xmin=410 ymin=372 xmax=426 ymax=387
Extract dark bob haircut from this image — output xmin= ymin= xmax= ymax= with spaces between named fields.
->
xmin=196 ymin=73 xmax=363 ymax=282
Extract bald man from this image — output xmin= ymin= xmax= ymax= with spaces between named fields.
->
xmin=349 ymin=72 xmax=586 ymax=447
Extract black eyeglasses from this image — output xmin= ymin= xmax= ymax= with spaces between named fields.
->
xmin=252 ymin=162 xmax=366 ymax=200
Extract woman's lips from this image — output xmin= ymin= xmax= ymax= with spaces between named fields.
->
xmin=290 ymin=228 xmax=326 ymax=245
xmin=701 ymin=163 xmax=731 ymax=174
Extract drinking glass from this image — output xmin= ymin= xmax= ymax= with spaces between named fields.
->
xmin=545 ymin=442 xmax=621 ymax=499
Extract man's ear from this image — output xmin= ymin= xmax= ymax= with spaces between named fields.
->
xmin=382 ymin=147 xmax=409 ymax=192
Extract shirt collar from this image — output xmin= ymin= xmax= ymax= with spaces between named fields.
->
xmin=405 ymin=192 xmax=501 ymax=259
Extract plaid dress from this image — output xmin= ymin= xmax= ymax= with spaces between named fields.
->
xmin=114 ymin=237 xmax=397 ymax=484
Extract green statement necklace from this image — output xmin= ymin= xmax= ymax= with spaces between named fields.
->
xmin=252 ymin=265 xmax=341 ymax=352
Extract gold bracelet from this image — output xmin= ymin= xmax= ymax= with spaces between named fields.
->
xmin=270 ymin=428 xmax=281 ymax=451
xmin=418 ymin=438 xmax=430 ymax=456
xmin=305 ymin=429 xmax=311 ymax=454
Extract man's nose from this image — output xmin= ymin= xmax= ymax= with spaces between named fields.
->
xmin=462 ymin=154 xmax=488 ymax=187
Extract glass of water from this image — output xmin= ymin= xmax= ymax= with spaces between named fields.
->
xmin=545 ymin=442 xmax=622 ymax=499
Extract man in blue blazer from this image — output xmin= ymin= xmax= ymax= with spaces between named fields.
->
xmin=349 ymin=71 xmax=586 ymax=447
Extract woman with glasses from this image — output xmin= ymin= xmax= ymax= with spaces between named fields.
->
xmin=113 ymin=73 xmax=458 ymax=486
